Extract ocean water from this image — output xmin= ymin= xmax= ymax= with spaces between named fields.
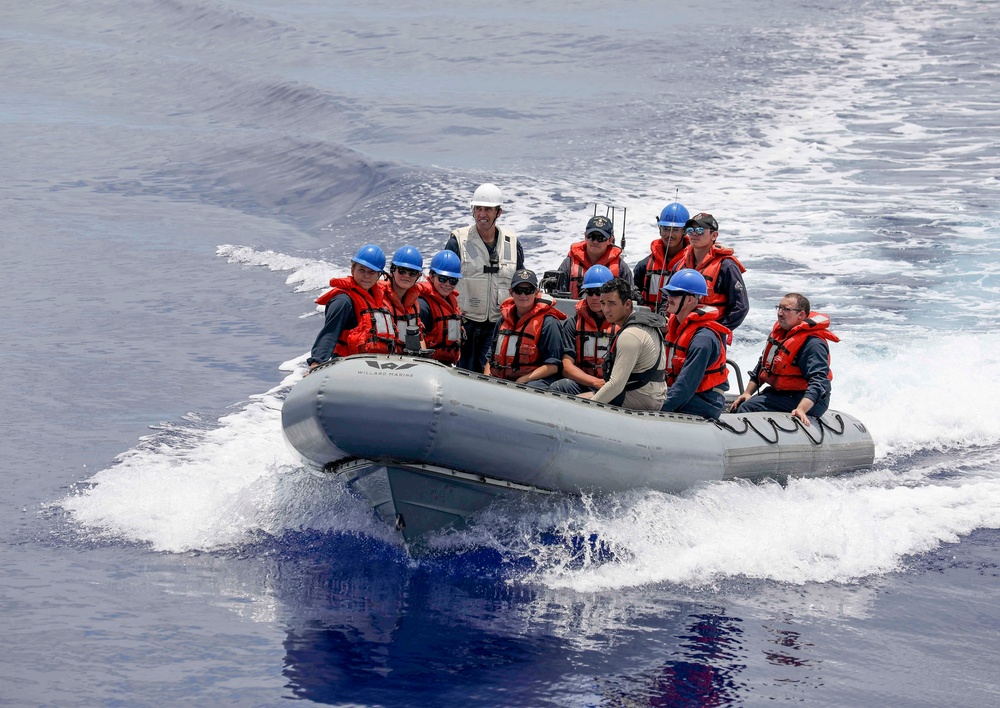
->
xmin=3 ymin=0 xmax=1000 ymax=705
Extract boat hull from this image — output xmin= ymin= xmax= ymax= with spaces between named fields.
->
xmin=282 ymin=355 xmax=875 ymax=539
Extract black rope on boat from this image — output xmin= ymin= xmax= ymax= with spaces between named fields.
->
xmin=713 ymin=416 xmax=780 ymax=443
xmin=819 ymin=412 xmax=847 ymax=435
xmin=714 ymin=414 xmax=830 ymax=445
xmin=795 ymin=416 xmax=825 ymax=445
xmin=713 ymin=417 xmax=751 ymax=435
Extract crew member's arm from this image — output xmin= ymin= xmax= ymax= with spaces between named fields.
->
xmin=557 ymin=318 xmax=605 ymax=390
xmin=662 ymin=329 xmax=719 ymax=412
xmin=516 ymin=316 xmax=563 ymax=384
xmin=592 ymin=330 xmax=641 ymax=403
xmin=482 ymin=319 xmax=501 ymax=377
xmin=444 ymin=233 xmax=460 ymax=256
xmin=618 ymin=256 xmax=635 ymax=292
xmin=632 ymin=257 xmax=649 ymax=299
xmin=715 ymin=261 xmax=749 ymax=330
xmin=307 ymin=295 xmax=355 ymax=370
xmin=729 ymin=357 xmax=762 ymax=411
xmin=791 ymin=337 xmax=832 ymax=425
xmin=417 ymin=298 xmax=433 ymax=334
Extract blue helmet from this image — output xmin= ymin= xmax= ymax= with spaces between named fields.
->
xmin=391 ymin=244 xmax=423 ymax=271
xmin=582 ymin=264 xmax=614 ymax=290
xmin=657 ymin=202 xmax=690 ymax=228
xmin=661 ymin=268 xmax=708 ymax=297
xmin=352 ymin=244 xmax=386 ymax=272
xmin=429 ymin=250 xmax=463 ymax=279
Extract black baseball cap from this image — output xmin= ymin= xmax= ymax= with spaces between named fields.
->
xmin=685 ymin=212 xmax=718 ymax=231
xmin=510 ymin=269 xmax=538 ymax=289
xmin=585 ymin=215 xmax=614 ymax=240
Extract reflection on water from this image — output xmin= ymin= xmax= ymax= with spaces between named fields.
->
xmin=596 ymin=612 xmax=746 ymax=707
xmin=217 ymin=531 xmax=858 ymax=706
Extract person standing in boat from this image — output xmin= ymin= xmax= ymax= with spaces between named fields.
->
xmin=307 ymin=244 xmax=396 ymax=371
xmin=553 ymin=214 xmax=633 ymax=298
xmin=581 ymin=276 xmax=667 ymax=410
xmin=633 ymin=201 xmax=690 ymax=313
xmin=381 ymin=245 xmax=425 ymax=352
xmin=415 ymin=250 xmax=464 ymax=366
xmin=730 ymin=293 xmax=839 ymax=425
xmin=484 ymin=269 xmax=567 ymax=388
xmin=669 ymin=212 xmax=749 ymax=331
xmin=549 ymin=265 xmax=620 ymax=397
xmin=444 ymin=183 xmax=524 ymax=373
xmin=659 ymin=269 xmax=733 ymax=419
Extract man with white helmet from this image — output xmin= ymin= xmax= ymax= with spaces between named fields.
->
xmin=445 ymin=183 xmax=525 ymax=372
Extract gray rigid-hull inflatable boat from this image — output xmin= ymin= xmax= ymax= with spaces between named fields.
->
xmin=281 ymin=354 xmax=876 ymax=542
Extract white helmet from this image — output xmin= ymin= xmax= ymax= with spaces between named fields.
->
xmin=470 ymin=183 xmax=503 ymax=208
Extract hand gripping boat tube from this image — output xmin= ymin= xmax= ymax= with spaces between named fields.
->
xmin=281 ymin=355 xmax=875 ymax=542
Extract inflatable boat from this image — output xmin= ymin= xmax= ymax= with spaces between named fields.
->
xmin=281 ymin=354 xmax=875 ymax=542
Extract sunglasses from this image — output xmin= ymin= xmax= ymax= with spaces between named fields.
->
xmin=583 ymin=288 xmax=603 ymax=297
xmin=393 ymin=266 xmax=421 ymax=277
xmin=684 ymin=227 xmax=707 ymax=236
xmin=775 ymin=305 xmax=803 ymax=313
xmin=435 ymin=274 xmax=459 ymax=286
xmin=512 ymin=286 xmax=536 ymax=296
xmin=585 ymin=232 xmax=611 ymax=242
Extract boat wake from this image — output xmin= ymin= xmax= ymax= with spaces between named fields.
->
xmin=58 ymin=242 xmax=1000 ymax=589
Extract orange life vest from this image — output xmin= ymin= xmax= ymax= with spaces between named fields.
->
xmin=664 ymin=305 xmax=732 ymax=391
xmin=571 ymin=299 xmax=620 ymax=379
xmin=757 ymin=313 xmax=839 ymax=391
xmin=315 ymin=277 xmax=397 ymax=356
xmin=490 ymin=295 xmax=568 ymax=381
xmin=672 ymin=244 xmax=746 ymax=308
xmin=415 ymin=279 xmax=462 ymax=365
xmin=566 ymin=241 xmax=624 ymax=299
xmin=640 ymin=237 xmax=689 ymax=309
xmin=380 ymin=280 xmax=422 ymax=349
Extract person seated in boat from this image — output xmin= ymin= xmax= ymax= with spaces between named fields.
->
xmin=307 ymin=244 xmax=397 ymax=371
xmin=444 ymin=183 xmax=525 ymax=374
xmin=659 ymin=269 xmax=733 ymax=419
xmin=668 ymin=212 xmax=749 ymax=331
xmin=484 ymin=269 xmax=567 ymax=389
xmin=381 ymin=245 xmax=425 ymax=352
xmin=633 ymin=201 xmax=690 ymax=313
xmin=553 ymin=214 xmax=633 ymax=298
xmin=549 ymin=265 xmax=620 ymax=397
xmin=729 ymin=293 xmax=839 ymax=426
xmin=416 ymin=250 xmax=464 ymax=366
xmin=578 ymin=276 xmax=667 ymax=410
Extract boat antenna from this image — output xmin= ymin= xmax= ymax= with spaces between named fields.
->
xmin=618 ymin=206 xmax=626 ymax=250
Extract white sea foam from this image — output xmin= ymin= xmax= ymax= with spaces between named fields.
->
xmin=523 ymin=457 xmax=1000 ymax=591
xmin=61 ymin=359 xmax=397 ymax=553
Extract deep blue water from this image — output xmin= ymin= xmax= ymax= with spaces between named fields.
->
xmin=3 ymin=0 xmax=1000 ymax=705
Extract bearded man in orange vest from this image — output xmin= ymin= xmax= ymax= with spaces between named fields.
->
xmin=730 ymin=293 xmax=839 ymax=425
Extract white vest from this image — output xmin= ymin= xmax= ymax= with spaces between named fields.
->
xmin=452 ymin=225 xmax=519 ymax=323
